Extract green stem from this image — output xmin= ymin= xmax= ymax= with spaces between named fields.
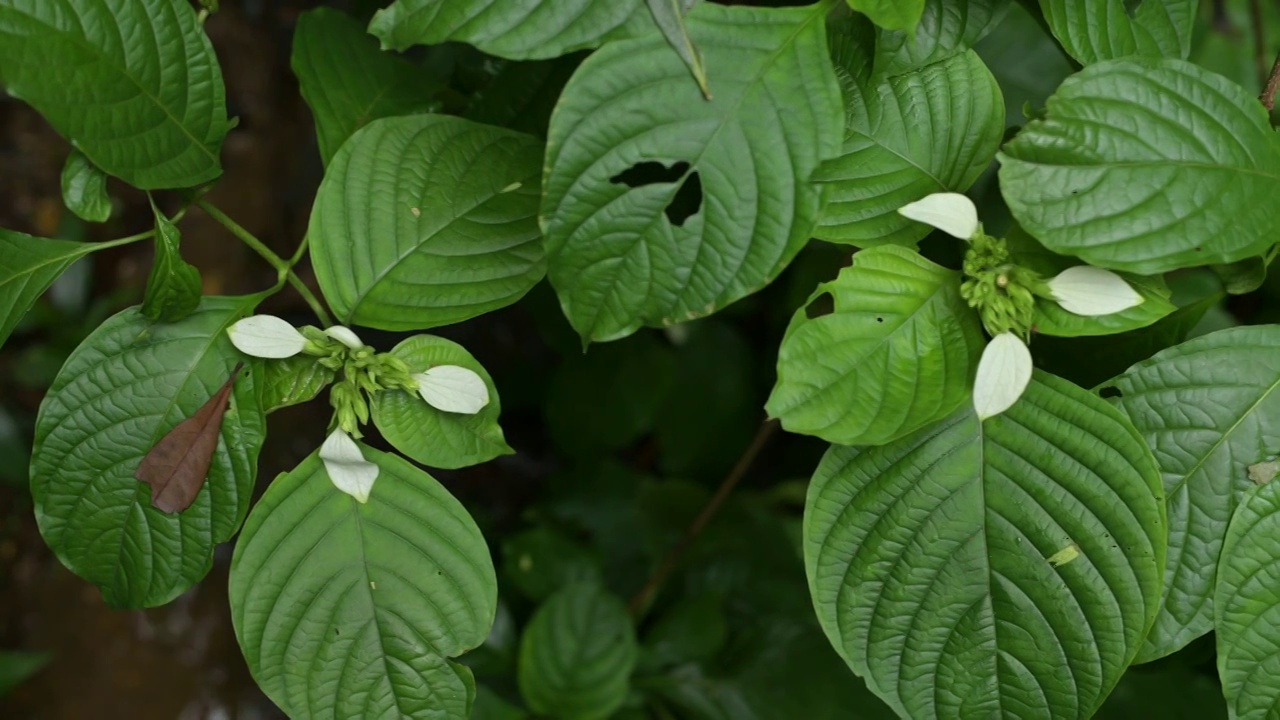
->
xmin=95 ymin=228 xmax=157 ymax=249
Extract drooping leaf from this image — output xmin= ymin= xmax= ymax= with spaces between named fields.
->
xmin=292 ymin=7 xmax=440 ymax=166
xmin=30 ymin=297 xmax=266 ymax=607
xmin=542 ymin=2 xmax=844 ymax=342
xmin=60 ymin=150 xmax=111 ymax=223
xmin=1104 ymin=326 xmax=1280 ymax=662
xmin=259 ymin=354 xmax=336 ymax=413
xmin=0 ymin=230 xmax=102 ymax=350
xmin=847 ymin=0 xmax=926 ymax=32
xmin=229 ymin=447 xmax=496 ymax=720
xmin=767 ymin=245 xmax=984 ymax=446
xmin=141 ymin=208 xmax=202 ymax=323
xmin=309 ymin=114 xmax=545 ymax=331
xmin=999 ymin=57 xmax=1280 ymax=274
xmin=517 ymin=582 xmax=638 ymax=720
xmin=807 ymin=372 xmax=1165 ymax=717
xmin=646 ymin=0 xmax=710 ymax=99
xmin=815 ymin=48 xmax=1005 ymax=247
xmin=135 ymin=362 xmax=243 ymax=514
xmin=0 ymin=0 xmax=229 ymax=189
xmin=871 ymin=0 xmax=1011 ymax=77
xmin=1037 ymin=0 xmax=1196 ymax=65
xmin=371 ymin=334 xmax=512 ymax=469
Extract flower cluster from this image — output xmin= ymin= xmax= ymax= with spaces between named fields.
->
xmin=227 ymin=315 xmax=490 ymax=502
xmin=898 ymin=193 xmax=1144 ymax=420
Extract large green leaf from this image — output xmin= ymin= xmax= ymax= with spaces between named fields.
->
xmin=541 ymin=2 xmax=844 ymax=342
xmin=309 ymin=114 xmax=545 ymax=331
xmin=0 ymin=230 xmax=101 ymax=350
xmin=815 ymin=48 xmax=1004 ymax=247
xmin=292 ymin=8 xmax=439 ymax=166
xmin=806 ymin=372 xmax=1165 ymax=718
xmin=1215 ymin=478 xmax=1280 ymax=720
xmin=999 ymin=57 xmax=1280 ymax=274
xmin=871 ymin=0 xmax=1011 ymax=77
xmin=0 ymin=0 xmax=229 ymax=189
xmin=1037 ymin=0 xmax=1196 ymax=65
xmin=30 ymin=297 xmax=265 ymax=608
xmin=1105 ymin=326 xmax=1280 ymax=662
xmin=230 ymin=447 xmax=496 ymax=720
xmin=369 ymin=0 xmax=651 ymax=59
xmin=766 ymin=245 xmax=984 ymax=446
xmin=372 ymin=334 xmax=512 ymax=469
xmin=517 ymin=582 xmax=638 ymax=720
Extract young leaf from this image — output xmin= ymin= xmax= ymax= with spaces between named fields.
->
xmin=135 ymin=363 xmax=244 ymax=514
xmin=308 ymin=114 xmax=545 ymax=330
xmin=1210 ymin=255 xmax=1269 ymax=295
xmin=871 ymin=0 xmax=1012 ymax=77
xmin=291 ymin=7 xmax=440 ymax=166
xmin=0 ymin=0 xmax=230 ymax=189
xmin=60 ymin=150 xmax=111 ymax=223
xmin=999 ymin=58 xmax=1280 ymax=274
xmin=767 ymin=245 xmax=985 ymax=446
xmin=259 ymin=354 xmax=335 ymax=412
xmin=1037 ymin=0 xmax=1196 ymax=65
xmin=1104 ymin=326 xmax=1280 ymax=662
xmin=371 ymin=334 xmax=512 ymax=469
xmin=846 ymin=0 xmax=926 ymax=32
xmin=645 ymin=0 xmax=710 ymax=99
xmin=517 ymin=583 xmax=638 ymax=720
xmin=141 ymin=208 xmax=202 ymax=323
xmin=29 ymin=297 xmax=266 ymax=608
xmin=229 ymin=448 xmax=496 ymax=720
xmin=806 ymin=373 xmax=1165 ymax=718
xmin=542 ymin=2 xmax=844 ymax=342
xmin=0 ymin=229 xmax=99 ymax=350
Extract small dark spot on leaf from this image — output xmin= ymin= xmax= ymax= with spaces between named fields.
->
xmin=1195 ymin=247 xmax=1203 ymax=252
xmin=876 ymin=317 xmax=884 ymax=323
xmin=335 ymin=627 xmax=340 ymax=636
xmin=805 ymin=292 xmax=834 ymax=319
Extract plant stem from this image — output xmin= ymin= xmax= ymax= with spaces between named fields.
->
xmin=628 ymin=419 xmax=779 ymax=617
xmin=1263 ymin=52 xmax=1280 ymax=112
xmin=196 ymin=200 xmax=335 ymax=325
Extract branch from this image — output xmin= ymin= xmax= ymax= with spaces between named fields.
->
xmin=1263 ymin=51 xmax=1280 ymax=112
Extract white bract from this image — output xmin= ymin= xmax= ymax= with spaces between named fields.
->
xmin=323 ymin=325 xmax=364 ymax=350
xmin=973 ymin=332 xmax=1033 ymax=421
xmin=228 ymin=315 xmax=307 ymax=358
xmin=415 ymin=365 xmax=489 ymax=414
xmin=897 ymin=192 xmax=979 ymax=241
xmin=319 ymin=428 xmax=378 ymax=503
xmin=1048 ymin=266 xmax=1143 ymax=316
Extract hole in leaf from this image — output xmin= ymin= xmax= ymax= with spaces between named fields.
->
xmin=609 ymin=160 xmax=703 ymax=227
xmin=666 ymin=172 xmax=703 ymax=226
xmin=875 ymin=316 xmax=884 ymax=323
xmin=805 ymin=292 xmax=834 ymax=319
xmin=1099 ymin=385 xmax=1123 ymax=399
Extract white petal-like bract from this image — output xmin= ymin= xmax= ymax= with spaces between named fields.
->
xmin=414 ymin=365 xmax=490 ymax=414
xmin=319 ymin=429 xmax=378 ymax=503
xmin=227 ymin=315 xmax=307 ymax=358
xmin=323 ymin=325 xmax=365 ymax=349
xmin=1048 ymin=266 xmax=1144 ymax=316
xmin=973 ymin=333 xmax=1033 ymax=421
xmin=897 ymin=192 xmax=979 ymax=240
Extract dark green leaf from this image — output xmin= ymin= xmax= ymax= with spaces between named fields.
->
xmin=975 ymin=1 xmax=1073 ymax=126
xmin=639 ymin=592 xmax=727 ymax=672
xmin=141 ymin=209 xmax=202 ymax=323
xmin=0 ymin=650 xmax=49 ymax=697
xmin=501 ymin=526 xmax=603 ymax=603
xmin=60 ymin=150 xmax=111 ymax=223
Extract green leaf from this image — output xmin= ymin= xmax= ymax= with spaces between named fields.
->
xmin=0 ymin=650 xmax=49 ymax=697
xmin=639 ymin=592 xmax=727 ymax=672
xmin=309 ymin=114 xmax=545 ymax=331
xmin=0 ymin=0 xmax=229 ymax=189
xmin=464 ymin=56 xmax=582 ymax=139
xmin=1037 ymin=0 xmax=1196 ymax=65
xmin=30 ymin=297 xmax=266 ymax=607
xmin=1104 ymin=326 xmax=1280 ymax=662
xmin=815 ymin=49 xmax=1005 ymax=247
xmin=646 ymin=0 xmax=710 ymax=99
xmin=999 ymin=57 xmax=1280 ymax=274
xmin=767 ymin=245 xmax=984 ymax=446
xmin=847 ymin=0 xmax=926 ymax=32
xmin=292 ymin=8 xmax=440 ymax=166
xmin=1215 ymin=478 xmax=1280 ymax=719
xmin=229 ymin=447 xmax=496 ymax=720
xmin=369 ymin=0 xmax=650 ymax=59
xmin=141 ymin=208 xmax=202 ymax=323
xmin=807 ymin=372 xmax=1165 ymax=718
xmin=0 ymin=229 xmax=101 ymax=350
xmin=259 ymin=355 xmax=336 ymax=413
xmin=517 ymin=582 xmax=638 ymax=720
xmin=60 ymin=150 xmax=111 ymax=223
xmin=501 ymin=525 xmax=603 ymax=603
xmin=871 ymin=0 xmax=1011 ymax=77
xmin=1211 ymin=255 xmax=1269 ymax=295
xmin=372 ymin=334 xmax=512 ymax=469
xmin=974 ymin=1 xmax=1074 ymax=127
xmin=542 ymin=2 xmax=844 ymax=342
xmin=473 ymin=685 xmax=529 ymax=720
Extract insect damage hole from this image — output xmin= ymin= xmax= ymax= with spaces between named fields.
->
xmin=804 ymin=292 xmax=834 ymax=319
xmin=609 ymin=160 xmax=703 ymax=227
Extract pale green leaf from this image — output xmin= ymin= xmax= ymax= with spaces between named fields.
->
xmin=999 ymin=57 xmax=1280 ymax=274
xmin=30 ymin=297 xmax=266 ymax=607
xmin=141 ymin=209 xmax=202 ymax=323
xmin=847 ymin=0 xmax=926 ymax=32
xmin=1037 ymin=0 xmax=1196 ymax=65
xmin=230 ymin=447 xmax=496 ymax=720
xmin=372 ymin=334 xmax=512 ymax=469
xmin=517 ymin=583 xmax=638 ymax=720
xmin=872 ymin=0 xmax=1012 ymax=77
xmin=807 ymin=372 xmax=1165 ymax=718
xmin=1105 ymin=326 xmax=1280 ymax=662
xmin=766 ymin=245 xmax=984 ymax=445
xmin=815 ymin=49 xmax=1004 ymax=247
xmin=542 ymin=2 xmax=844 ymax=342
xmin=0 ymin=0 xmax=229 ymax=189
xmin=60 ymin=150 xmax=111 ymax=223
xmin=259 ymin=355 xmax=336 ymax=413
xmin=309 ymin=114 xmax=544 ymax=331
xmin=292 ymin=8 xmax=440 ymax=166
xmin=0 ymin=229 xmax=100 ymax=350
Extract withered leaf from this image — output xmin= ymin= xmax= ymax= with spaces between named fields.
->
xmin=136 ymin=362 xmax=244 ymax=513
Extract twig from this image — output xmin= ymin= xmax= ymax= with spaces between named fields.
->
xmin=1262 ymin=51 xmax=1280 ymax=112
xmin=628 ymin=419 xmax=779 ymax=617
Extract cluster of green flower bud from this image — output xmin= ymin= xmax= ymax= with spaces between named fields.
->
xmin=959 ymin=232 xmax=1046 ymax=340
